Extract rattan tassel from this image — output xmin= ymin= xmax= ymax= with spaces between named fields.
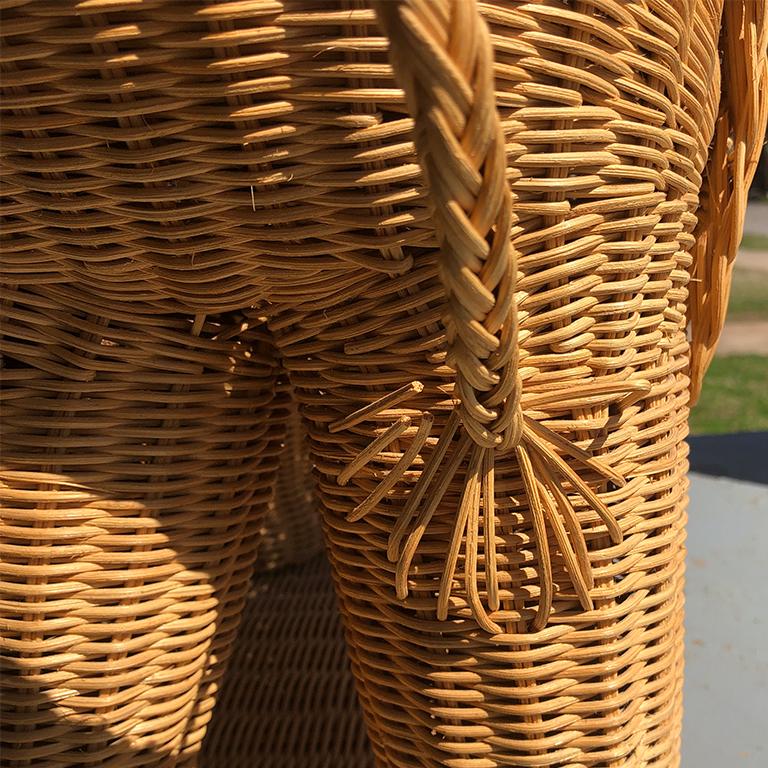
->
xmin=335 ymin=383 xmax=626 ymax=632
xmin=385 ymin=413 xmax=624 ymax=633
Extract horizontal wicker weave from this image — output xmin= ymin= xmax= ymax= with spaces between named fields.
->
xmin=1 ymin=0 xmax=766 ymax=767
xmin=201 ymin=555 xmax=373 ymax=768
xmin=0 ymin=288 xmax=291 ymax=766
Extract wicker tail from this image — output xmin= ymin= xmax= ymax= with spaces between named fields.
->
xmin=1 ymin=1 xmax=766 ymax=767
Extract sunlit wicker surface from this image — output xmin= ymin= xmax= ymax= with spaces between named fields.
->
xmin=0 ymin=294 xmax=291 ymax=766
xmin=1 ymin=1 xmax=766 ymax=766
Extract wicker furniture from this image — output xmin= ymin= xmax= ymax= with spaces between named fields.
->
xmin=2 ymin=1 xmax=766 ymax=766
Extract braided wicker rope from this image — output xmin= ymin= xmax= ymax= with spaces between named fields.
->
xmin=1 ymin=0 xmax=766 ymax=766
xmin=376 ymin=0 xmax=526 ymax=453
xmin=373 ymin=0 xmax=630 ymax=634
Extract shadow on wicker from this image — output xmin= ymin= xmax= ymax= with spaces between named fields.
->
xmin=202 ymin=556 xmax=374 ymax=768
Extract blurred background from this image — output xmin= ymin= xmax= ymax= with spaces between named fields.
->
xmin=689 ymin=145 xmax=768 ymax=435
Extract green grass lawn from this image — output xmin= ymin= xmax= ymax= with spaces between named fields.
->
xmin=740 ymin=232 xmax=768 ymax=251
xmin=727 ymin=268 xmax=768 ymax=320
xmin=690 ymin=355 xmax=768 ymax=434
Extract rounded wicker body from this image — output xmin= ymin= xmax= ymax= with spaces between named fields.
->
xmin=1 ymin=1 xmax=766 ymax=767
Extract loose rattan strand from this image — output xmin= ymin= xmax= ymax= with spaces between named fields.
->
xmin=1 ymin=1 xmax=766 ymax=766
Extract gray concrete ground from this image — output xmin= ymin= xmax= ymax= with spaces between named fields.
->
xmin=682 ymin=471 xmax=768 ymax=767
xmin=716 ymin=319 xmax=768 ymax=356
xmin=743 ymin=201 xmax=768 ymax=237
xmin=735 ymin=247 xmax=768 ymax=273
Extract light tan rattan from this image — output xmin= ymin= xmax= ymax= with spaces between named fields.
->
xmin=688 ymin=0 xmax=768 ymax=402
xmin=1 ymin=1 xmax=766 ymax=767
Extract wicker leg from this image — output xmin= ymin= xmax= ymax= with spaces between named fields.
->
xmin=274 ymin=272 xmax=688 ymax=767
xmin=0 ymin=285 xmax=287 ymax=767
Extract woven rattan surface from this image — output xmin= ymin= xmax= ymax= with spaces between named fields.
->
xmin=1 ymin=0 xmax=767 ymax=766
xmin=201 ymin=555 xmax=374 ymax=768
xmin=254 ymin=395 xmax=323 ymax=573
xmin=0 ymin=287 xmax=292 ymax=766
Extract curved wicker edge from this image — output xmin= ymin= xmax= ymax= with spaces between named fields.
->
xmin=689 ymin=0 xmax=768 ymax=402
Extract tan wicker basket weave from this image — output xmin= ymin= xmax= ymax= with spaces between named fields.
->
xmin=201 ymin=555 xmax=373 ymax=768
xmin=2 ymin=1 xmax=766 ymax=766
